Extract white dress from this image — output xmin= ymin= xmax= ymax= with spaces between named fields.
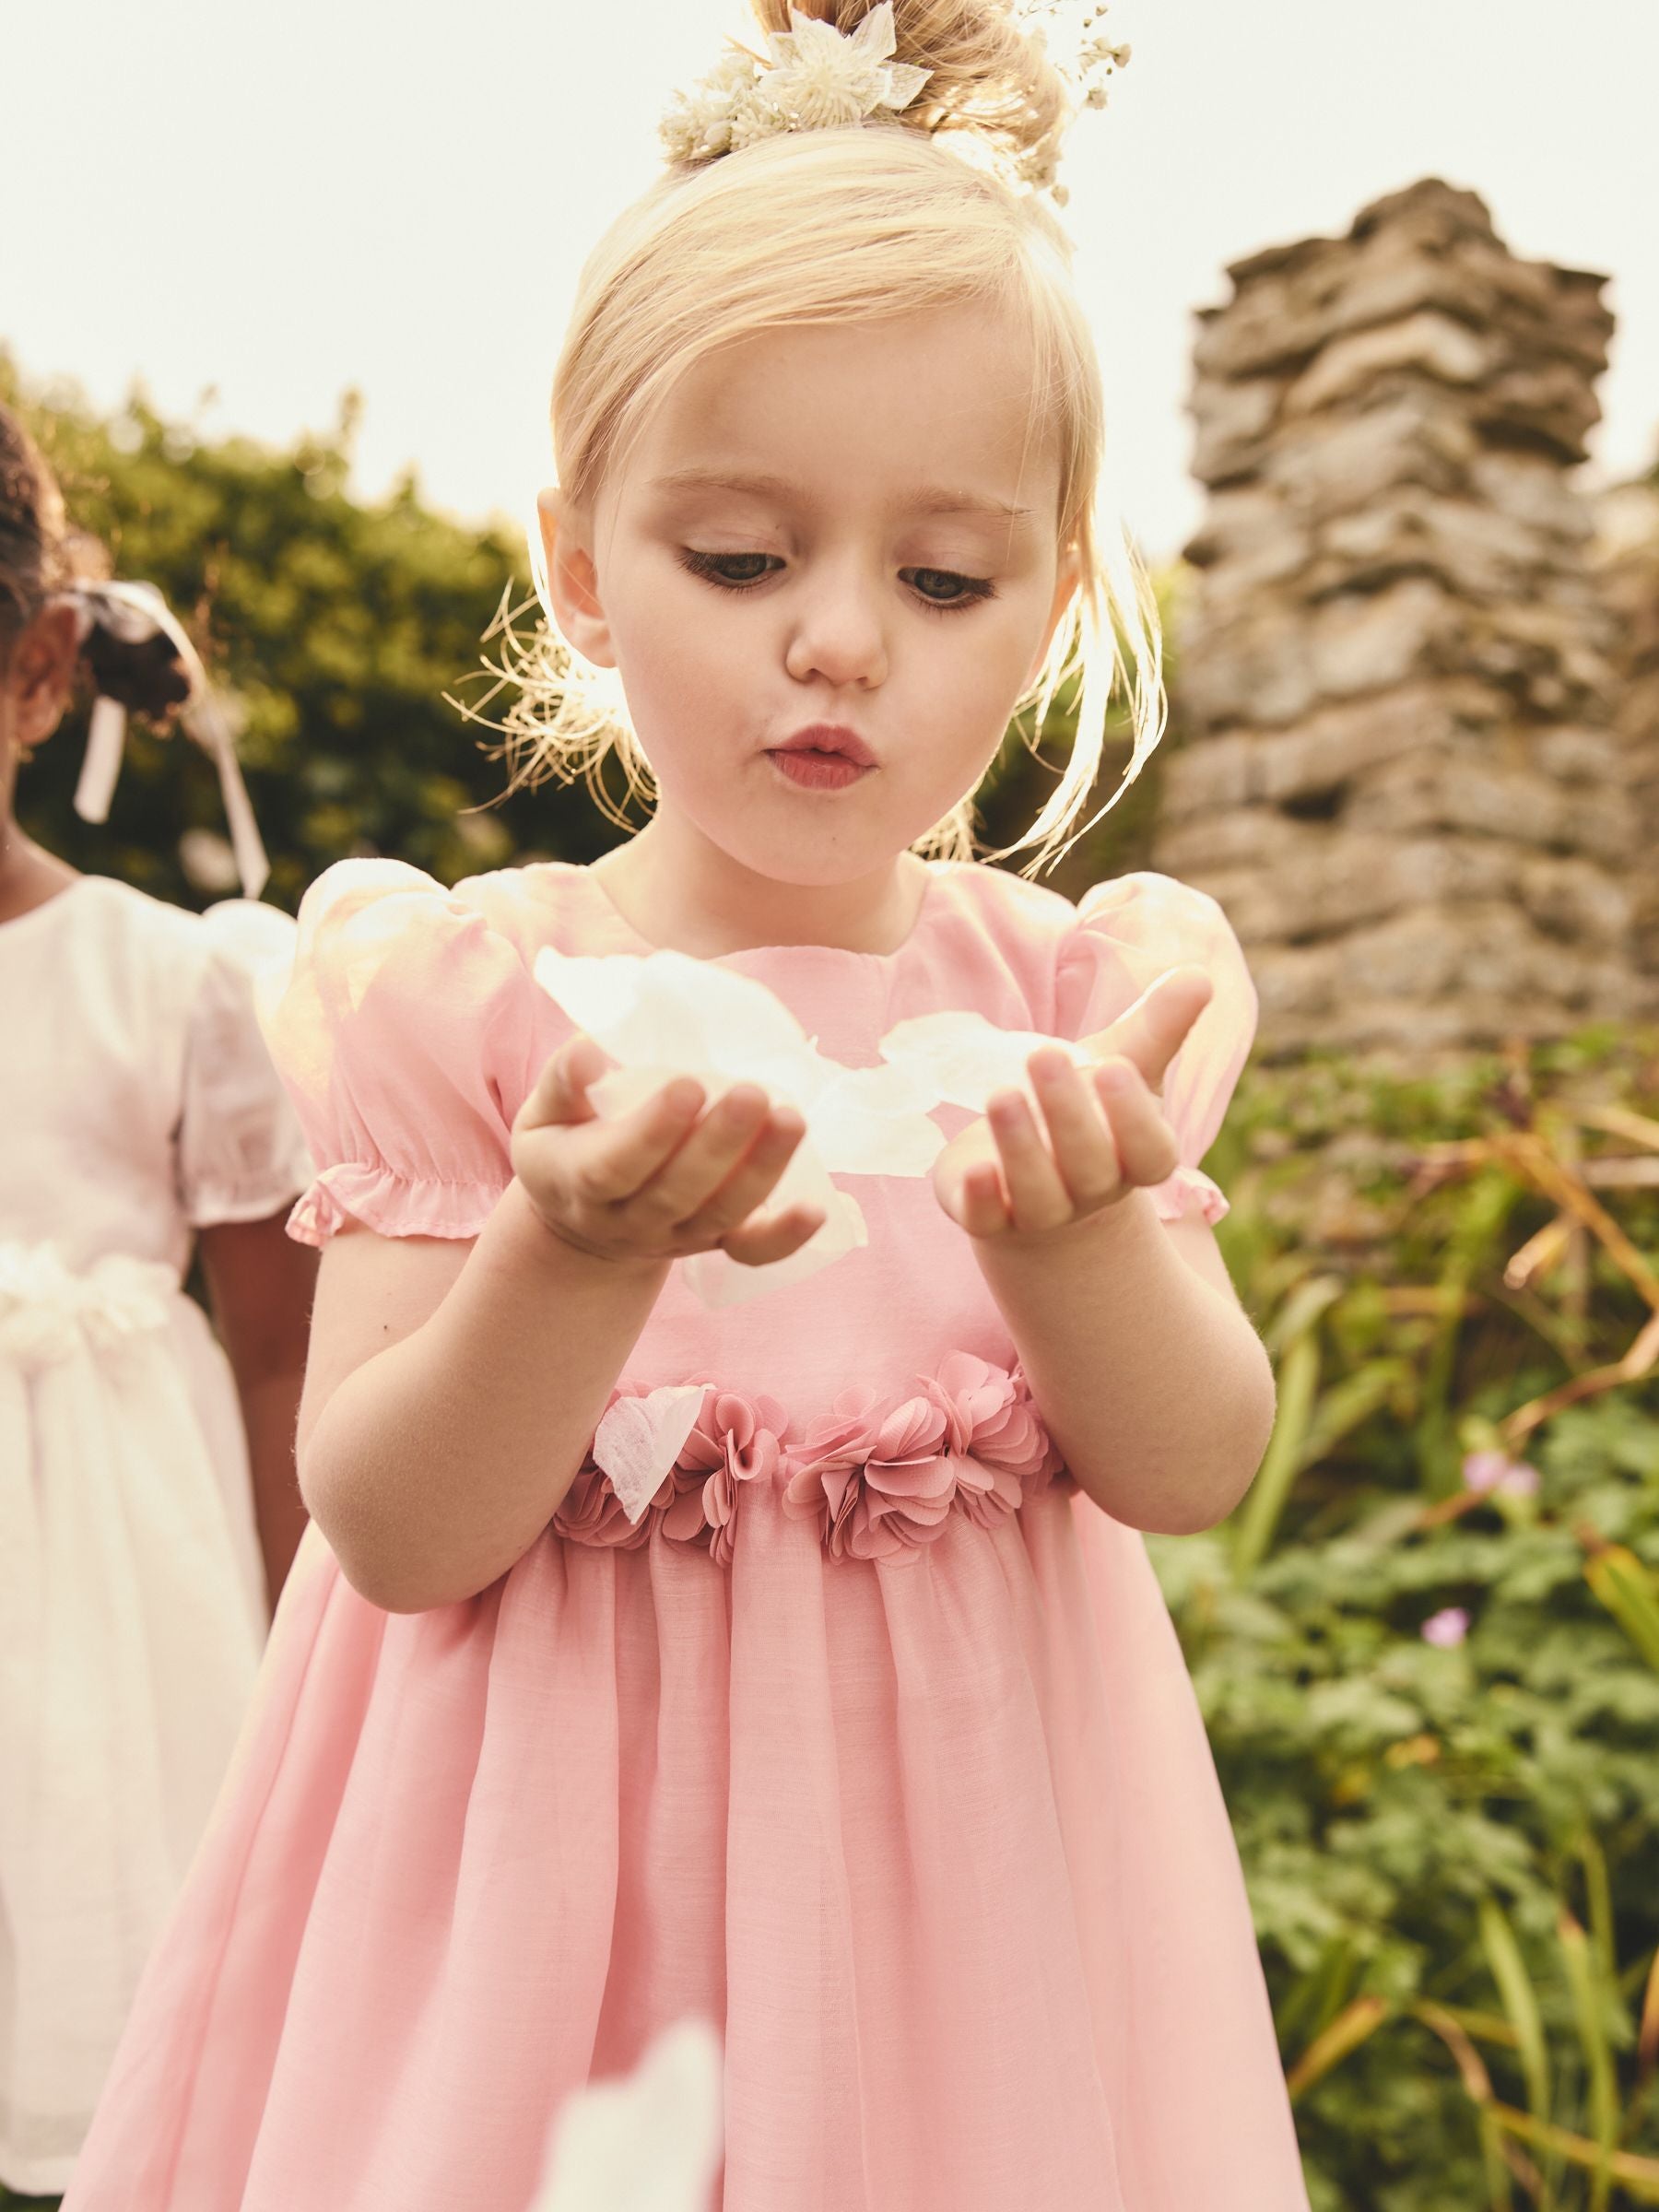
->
xmin=0 ymin=876 xmax=312 ymax=2195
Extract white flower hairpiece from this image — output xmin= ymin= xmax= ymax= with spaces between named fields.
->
xmin=660 ymin=3 xmax=932 ymax=165
xmin=658 ymin=2 xmax=1130 ymax=204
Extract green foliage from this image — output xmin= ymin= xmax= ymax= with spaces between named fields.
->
xmin=2 ymin=358 xmax=605 ymax=913
xmin=1160 ymin=1034 xmax=1659 ymax=2208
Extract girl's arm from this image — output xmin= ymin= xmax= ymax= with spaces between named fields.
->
xmin=197 ymin=1212 xmax=320 ymax=1610
xmin=296 ymin=1189 xmax=669 ymax=1615
xmin=297 ymin=1039 xmax=821 ymax=1616
xmin=973 ymin=1201 xmax=1276 ymax=1535
xmin=934 ymin=968 xmax=1276 ymax=1535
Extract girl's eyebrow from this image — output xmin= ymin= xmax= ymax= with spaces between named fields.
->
xmin=648 ymin=466 xmax=1035 ymax=525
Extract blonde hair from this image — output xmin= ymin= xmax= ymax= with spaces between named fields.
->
xmin=479 ymin=0 xmax=1163 ymax=877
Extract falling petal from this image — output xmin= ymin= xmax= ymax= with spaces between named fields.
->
xmin=531 ymin=2017 xmax=724 ymax=2212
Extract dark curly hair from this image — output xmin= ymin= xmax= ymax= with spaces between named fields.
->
xmin=1 ymin=401 xmax=193 ymax=715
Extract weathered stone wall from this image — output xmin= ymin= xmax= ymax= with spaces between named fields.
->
xmin=1158 ymin=178 xmax=1646 ymax=1057
xmin=1598 ymin=477 xmax=1659 ymax=981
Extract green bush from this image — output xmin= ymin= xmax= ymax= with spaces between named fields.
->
xmin=1173 ymin=1036 xmax=1659 ymax=2209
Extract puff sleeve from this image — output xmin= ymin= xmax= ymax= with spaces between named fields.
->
xmin=176 ymin=903 xmax=314 ymax=1229
xmin=265 ymin=859 xmax=550 ymax=1246
xmin=1052 ymin=871 xmax=1257 ymax=1227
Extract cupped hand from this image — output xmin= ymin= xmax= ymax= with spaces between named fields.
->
xmin=931 ymin=966 xmax=1213 ymax=1243
xmin=511 ymin=1032 xmax=826 ymax=1270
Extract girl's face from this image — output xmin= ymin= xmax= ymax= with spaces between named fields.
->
xmin=546 ymin=305 xmax=1077 ymax=897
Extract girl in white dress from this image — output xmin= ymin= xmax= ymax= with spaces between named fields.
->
xmin=0 ymin=402 xmax=317 ymax=2199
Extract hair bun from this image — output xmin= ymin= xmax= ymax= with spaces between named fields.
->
xmin=747 ymin=0 xmax=1069 ymax=177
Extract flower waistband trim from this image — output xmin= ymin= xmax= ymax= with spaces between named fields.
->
xmin=553 ymin=1351 xmax=1064 ymax=1566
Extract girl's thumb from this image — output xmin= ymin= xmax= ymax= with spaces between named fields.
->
xmin=520 ymin=1032 xmax=612 ymax=1131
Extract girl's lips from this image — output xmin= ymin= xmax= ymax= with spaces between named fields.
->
xmin=767 ymin=748 xmax=871 ymax=792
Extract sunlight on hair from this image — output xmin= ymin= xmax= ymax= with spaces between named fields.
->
xmin=465 ymin=1 xmax=1163 ymax=877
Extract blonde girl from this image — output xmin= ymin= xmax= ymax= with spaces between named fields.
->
xmin=66 ymin=6 xmax=1308 ymax=2206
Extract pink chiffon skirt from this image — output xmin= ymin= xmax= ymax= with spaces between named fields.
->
xmin=65 ymin=1482 xmax=1307 ymax=2211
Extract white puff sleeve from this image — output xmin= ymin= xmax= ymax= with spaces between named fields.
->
xmin=175 ymin=901 xmax=313 ymax=1228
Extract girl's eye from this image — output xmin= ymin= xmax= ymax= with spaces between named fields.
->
xmin=678 ymin=549 xmax=996 ymax=611
xmin=679 ymin=550 xmax=782 ymax=589
xmin=903 ymin=567 xmax=995 ymax=611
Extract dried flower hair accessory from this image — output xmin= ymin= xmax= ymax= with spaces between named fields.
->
xmin=661 ymin=3 xmax=931 ymax=165
xmin=659 ymin=1 xmax=1130 ymax=203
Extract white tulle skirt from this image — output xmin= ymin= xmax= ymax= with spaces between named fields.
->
xmin=0 ymin=1241 xmax=268 ymax=2195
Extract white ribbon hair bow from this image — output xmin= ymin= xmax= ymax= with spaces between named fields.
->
xmin=69 ymin=579 xmax=270 ymax=899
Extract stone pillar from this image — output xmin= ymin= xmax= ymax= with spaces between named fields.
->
xmin=1157 ymin=179 xmax=1643 ymax=1056
xmin=1598 ymin=474 xmax=1659 ymax=981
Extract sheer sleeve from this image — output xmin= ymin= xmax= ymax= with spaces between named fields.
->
xmin=1052 ymin=871 xmax=1257 ymax=1227
xmin=265 ymin=858 xmax=548 ymax=1246
xmin=176 ymin=905 xmax=313 ymax=1229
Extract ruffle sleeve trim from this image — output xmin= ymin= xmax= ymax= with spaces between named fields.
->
xmin=287 ymin=1161 xmax=509 ymax=1248
xmin=1148 ymin=1162 xmax=1230 ymax=1228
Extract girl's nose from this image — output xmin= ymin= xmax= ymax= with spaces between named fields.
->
xmin=782 ymin=565 xmax=888 ymax=690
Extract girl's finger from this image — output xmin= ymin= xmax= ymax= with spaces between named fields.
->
xmin=955 ymin=1158 xmax=1012 ymax=1238
xmin=1028 ymin=1049 xmax=1123 ymax=1213
xmin=721 ymin=1201 xmax=825 ymax=1269
xmin=986 ymin=1087 xmax=1073 ymax=1235
xmin=626 ymin=1083 xmax=776 ymax=1224
xmin=1093 ymin=1059 xmax=1182 ymax=1187
xmin=562 ymin=1073 xmax=709 ymax=1204
xmin=669 ymin=1104 xmax=808 ymax=1238
xmin=1083 ymin=966 xmax=1212 ymax=1090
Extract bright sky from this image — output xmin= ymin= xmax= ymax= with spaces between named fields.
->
xmin=4 ymin=0 xmax=1654 ymax=565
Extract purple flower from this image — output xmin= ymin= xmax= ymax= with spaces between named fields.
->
xmin=1462 ymin=1450 xmax=1540 ymax=1500
xmin=1421 ymin=1606 xmax=1471 ymax=1648
xmin=1462 ymin=1451 xmax=1510 ymax=1494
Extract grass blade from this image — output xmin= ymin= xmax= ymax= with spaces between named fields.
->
xmin=1559 ymin=1912 xmax=1618 ymax=2212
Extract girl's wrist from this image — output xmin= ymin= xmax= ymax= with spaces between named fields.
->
xmin=499 ymin=1176 xmax=671 ymax=1289
xmin=971 ymin=1183 xmax=1159 ymax=1273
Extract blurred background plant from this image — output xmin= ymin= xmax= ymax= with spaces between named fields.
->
xmin=1172 ymin=1034 xmax=1659 ymax=2210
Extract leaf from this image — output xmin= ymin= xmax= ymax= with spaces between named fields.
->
xmin=1558 ymin=1911 xmax=1618 ymax=2212
xmin=1479 ymin=1899 xmax=1552 ymax=2129
xmin=1488 ymin=2105 xmax=1659 ymax=2205
xmin=1583 ymin=1544 xmax=1659 ymax=1675
xmin=1638 ymin=1945 xmax=1659 ymax=2092
xmin=1232 ymin=1332 xmax=1320 ymax=1578
xmin=1286 ymin=1994 xmax=1392 ymax=2101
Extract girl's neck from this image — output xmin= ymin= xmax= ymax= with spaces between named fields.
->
xmin=591 ymin=822 xmax=930 ymax=959
xmin=0 ymin=811 xmax=78 ymax=926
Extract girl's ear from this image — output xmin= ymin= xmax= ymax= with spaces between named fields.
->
xmin=1024 ymin=545 xmax=1081 ymax=689
xmin=8 ymin=601 xmax=81 ymax=754
xmin=536 ymin=487 xmax=616 ymax=669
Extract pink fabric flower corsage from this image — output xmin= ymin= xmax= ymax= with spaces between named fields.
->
xmin=665 ymin=1389 xmax=789 ymax=1566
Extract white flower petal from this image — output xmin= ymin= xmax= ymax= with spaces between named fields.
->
xmin=881 ymin=60 xmax=932 ymax=110
xmin=533 ymin=2017 xmax=724 ymax=2212
xmin=592 ymin=1385 xmax=709 ymax=1524
xmin=877 ymin=1010 xmax=1090 ymax=1111
xmin=849 ymin=1 xmax=900 ymax=61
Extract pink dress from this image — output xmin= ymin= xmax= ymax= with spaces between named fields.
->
xmin=64 ymin=855 xmax=1309 ymax=2212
